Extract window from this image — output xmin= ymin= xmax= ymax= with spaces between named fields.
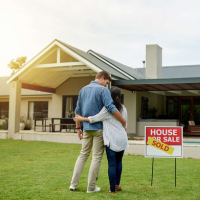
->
xmin=167 ymin=97 xmax=178 ymax=119
xmin=63 ymin=96 xmax=78 ymax=118
xmin=193 ymin=98 xmax=200 ymax=125
xmin=0 ymin=102 xmax=9 ymax=118
xmin=141 ymin=97 xmax=149 ymax=119
xmin=28 ymin=101 xmax=48 ymax=119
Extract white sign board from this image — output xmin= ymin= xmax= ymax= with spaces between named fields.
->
xmin=145 ymin=126 xmax=183 ymax=158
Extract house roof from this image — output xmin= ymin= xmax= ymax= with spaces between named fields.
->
xmin=87 ymin=50 xmax=145 ymax=80
xmin=135 ymin=65 xmax=200 ymax=79
xmin=7 ymin=39 xmax=138 ymax=89
xmin=0 ymin=77 xmax=51 ymax=96
xmin=6 ymin=39 xmax=200 ymax=94
xmin=112 ymin=77 xmax=200 ymax=91
xmin=57 ymin=40 xmax=130 ymax=80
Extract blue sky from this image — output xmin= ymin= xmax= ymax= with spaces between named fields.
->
xmin=1 ymin=0 xmax=200 ymax=76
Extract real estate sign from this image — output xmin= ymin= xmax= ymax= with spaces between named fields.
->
xmin=145 ymin=126 xmax=183 ymax=158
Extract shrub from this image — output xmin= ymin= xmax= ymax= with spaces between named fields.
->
xmin=20 ymin=115 xmax=27 ymax=123
xmin=24 ymin=120 xmax=32 ymax=130
xmin=20 ymin=115 xmax=32 ymax=130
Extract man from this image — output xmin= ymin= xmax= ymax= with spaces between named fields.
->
xmin=69 ymin=71 xmax=126 ymax=193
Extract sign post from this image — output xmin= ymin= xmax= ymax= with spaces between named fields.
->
xmin=145 ymin=126 xmax=183 ymax=186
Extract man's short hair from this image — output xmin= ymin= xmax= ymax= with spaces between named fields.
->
xmin=95 ymin=71 xmax=112 ymax=81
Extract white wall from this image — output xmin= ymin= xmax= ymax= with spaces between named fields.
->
xmin=120 ymin=89 xmax=136 ymax=134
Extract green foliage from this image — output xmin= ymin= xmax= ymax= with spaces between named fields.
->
xmin=20 ymin=115 xmax=27 ymax=123
xmin=182 ymin=105 xmax=190 ymax=125
xmin=4 ymin=117 xmax=8 ymax=122
xmin=148 ymin=107 xmax=158 ymax=119
xmin=0 ymin=140 xmax=200 ymax=200
xmin=0 ymin=123 xmax=2 ymax=130
xmin=20 ymin=115 xmax=32 ymax=130
xmin=24 ymin=120 xmax=32 ymax=130
xmin=193 ymin=105 xmax=200 ymax=122
xmin=7 ymin=56 xmax=27 ymax=73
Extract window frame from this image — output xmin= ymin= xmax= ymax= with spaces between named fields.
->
xmin=0 ymin=102 xmax=9 ymax=118
xmin=28 ymin=101 xmax=49 ymax=120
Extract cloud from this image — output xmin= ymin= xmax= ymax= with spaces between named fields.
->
xmin=1 ymin=0 xmax=200 ymax=76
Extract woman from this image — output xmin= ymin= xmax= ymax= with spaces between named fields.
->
xmin=74 ymin=87 xmax=128 ymax=193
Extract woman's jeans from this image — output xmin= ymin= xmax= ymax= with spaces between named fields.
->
xmin=106 ymin=146 xmax=124 ymax=192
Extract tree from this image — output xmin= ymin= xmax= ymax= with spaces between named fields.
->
xmin=7 ymin=56 xmax=27 ymax=74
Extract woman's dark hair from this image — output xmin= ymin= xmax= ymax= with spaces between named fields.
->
xmin=110 ymin=87 xmax=123 ymax=113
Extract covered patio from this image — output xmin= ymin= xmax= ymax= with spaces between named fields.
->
xmin=113 ymin=77 xmax=200 ymax=136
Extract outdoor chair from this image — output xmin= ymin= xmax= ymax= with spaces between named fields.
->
xmin=34 ymin=116 xmax=49 ymax=132
xmin=49 ymin=118 xmax=76 ymax=133
xmin=186 ymin=121 xmax=200 ymax=136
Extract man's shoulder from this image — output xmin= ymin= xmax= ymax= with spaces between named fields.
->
xmin=82 ymin=82 xmax=106 ymax=90
xmin=87 ymin=81 xmax=104 ymax=87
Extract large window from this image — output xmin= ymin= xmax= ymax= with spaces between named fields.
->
xmin=28 ymin=101 xmax=48 ymax=119
xmin=167 ymin=97 xmax=178 ymax=119
xmin=0 ymin=102 xmax=9 ymax=119
xmin=167 ymin=96 xmax=200 ymax=126
xmin=180 ymin=98 xmax=191 ymax=126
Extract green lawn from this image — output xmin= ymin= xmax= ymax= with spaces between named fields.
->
xmin=0 ymin=139 xmax=200 ymax=200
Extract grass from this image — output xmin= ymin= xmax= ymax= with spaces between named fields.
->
xmin=0 ymin=139 xmax=200 ymax=200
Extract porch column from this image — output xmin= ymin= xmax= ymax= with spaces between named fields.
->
xmin=51 ymin=94 xmax=62 ymax=118
xmin=132 ymin=91 xmax=137 ymax=135
xmin=8 ymin=81 xmax=21 ymax=138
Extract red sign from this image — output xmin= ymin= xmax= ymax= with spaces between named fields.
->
xmin=146 ymin=127 xmax=182 ymax=145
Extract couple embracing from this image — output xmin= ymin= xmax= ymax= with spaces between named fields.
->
xmin=69 ymin=71 xmax=129 ymax=194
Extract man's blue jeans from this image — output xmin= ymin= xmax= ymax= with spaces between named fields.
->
xmin=106 ymin=146 xmax=124 ymax=192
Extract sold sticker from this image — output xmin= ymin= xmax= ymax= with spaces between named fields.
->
xmin=147 ymin=137 xmax=175 ymax=155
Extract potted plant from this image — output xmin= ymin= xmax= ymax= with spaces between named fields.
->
xmin=148 ymin=107 xmax=158 ymax=119
xmin=24 ymin=118 xmax=32 ymax=130
xmin=3 ymin=117 xmax=8 ymax=130
xmin=20 ymin=115 xmax=26 ymax=130
xmin=68 ymin=110 xmax=72 ymax=118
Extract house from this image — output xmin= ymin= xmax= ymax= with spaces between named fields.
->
xmin=1 ymin=39 xmax=200 ymax=139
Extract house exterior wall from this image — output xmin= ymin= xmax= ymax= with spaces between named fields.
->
xmin=120 ymin=89 xmax=136 ymax=134
xmin=0 ymin=96 xmax=52 ymax=117
xmin=21 ymin=96 xmax=52 ymax=117
xmin=51 ymin=77 xmax=137 ymax=134
xmin=51 ymin=76 xmax=95 ymax=118
xmin=136 ymin=120 xmax=179 ymax=137
xmin=1 ymin=77 xmax=167 ymax=135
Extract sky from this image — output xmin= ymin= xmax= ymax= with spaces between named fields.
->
xmin=1 ymin=0 xmax=200 ymax=77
